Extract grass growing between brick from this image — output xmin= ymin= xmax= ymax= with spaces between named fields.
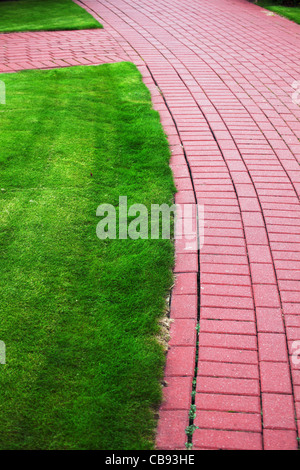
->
xmin=258 ymin=1 xmax=300 ymax=24
xmin=0 ymin=63 xmax=175 ymax=449
xmin=0 ymin=0 xmax=102 ymax=33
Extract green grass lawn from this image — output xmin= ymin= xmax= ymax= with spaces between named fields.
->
xmin=0 ymin=0 xmax=102 ymax=33
xmin=258 ymin=1 xmax=300 ymax=24
xmin=0 ymin=63 xmax=175 ymax=449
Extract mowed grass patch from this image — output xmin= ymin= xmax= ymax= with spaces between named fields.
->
xmin=257 ymin=1 xmax=300 ymax=24
xmin=0 ymin=0 xmax=102 ymax=33
xmin=0 ymin=63 xmax=175 ymax=449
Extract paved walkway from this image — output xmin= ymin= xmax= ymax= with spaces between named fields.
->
xmin=0 ymin=29 xmax=127 ymax=72
xmin=1 ymin=0 xmax=300 ymax=451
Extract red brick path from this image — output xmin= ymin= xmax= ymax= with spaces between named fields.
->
xmin=0 ymin=29 xmax=127 ymax=72
xmin=1 ymin=0 xmax=300 ymax=451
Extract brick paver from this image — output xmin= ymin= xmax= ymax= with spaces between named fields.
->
xmin=1 ymin=0 xmax=300 ymax=451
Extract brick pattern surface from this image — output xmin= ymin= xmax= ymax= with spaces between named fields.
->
xmin=0 ymin=29 xmax=127 ymax=72
xmin=1 ymin=0 xmax=300 ymax=451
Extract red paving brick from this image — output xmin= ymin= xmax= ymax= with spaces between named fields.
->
xmin=195 ymin=410 xmax=262 ymax=433
xmin=193 ymin=428 xmax=263 ymax=450
xmin=260 ymin=362 xmax=293 ymax=394
xmin=156 ymin=410 xmax=189 ymax=450
xmin=2 ymin=0 xmax=300 ymax=452
xmin=263 ymin=429 xmax=298 ymax=451
xmin=161 ymin=377 xmax=193 ymax=411
xmin=262 ymin=394 xmax=296 ymax=431
xmin=196 ymin=393 xmax=261 ymax=414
